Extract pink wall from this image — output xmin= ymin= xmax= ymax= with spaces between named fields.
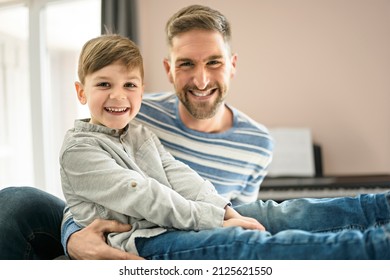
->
xmin=138 ymin=0 xmax=390 ymax=176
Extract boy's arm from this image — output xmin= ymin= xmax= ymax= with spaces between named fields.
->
xmin=61 ymin=142 xmax=226 ymax=231
xmin=155 ymin=134 xmax=230 ymax=207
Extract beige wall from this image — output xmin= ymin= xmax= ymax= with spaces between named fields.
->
xmin=138 ymin=0 xmax=390 ymax=176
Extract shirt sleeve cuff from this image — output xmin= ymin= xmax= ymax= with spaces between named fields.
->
xmin=61 ymin=211 xmax=82 ymax=257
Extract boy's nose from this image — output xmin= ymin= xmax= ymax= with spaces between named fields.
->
xmin=109 ymin=89 xmax=126 ymax=99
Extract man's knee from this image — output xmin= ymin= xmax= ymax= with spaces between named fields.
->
xmin=0 ymin=186 xmax=65 ymax=215
xmin=0 ymin=186 xmax=66 ymax=259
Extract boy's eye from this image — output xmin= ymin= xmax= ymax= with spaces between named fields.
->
xmin=124 ymin=82 xmax=137 ymax=88
xmin=97 ymin=82 xmax=110 ymax=87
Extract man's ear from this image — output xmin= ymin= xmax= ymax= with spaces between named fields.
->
xmin=230 ymin=53 xmax=238 ymax=79
xmin=75 ymin=82 xmax=87 ymax=105
xmin=163 ymin=58 xmax=174 ymax=84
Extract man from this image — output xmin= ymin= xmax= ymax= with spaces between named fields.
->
xmin=1 ymin=4 xmax=389 ymax=259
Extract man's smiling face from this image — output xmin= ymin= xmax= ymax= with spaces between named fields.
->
xmin=164 ymin=29 xmax=237 ymax=119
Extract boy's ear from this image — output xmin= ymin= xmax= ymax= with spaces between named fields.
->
xmin=75 ymin=82 xmax=87 ymax=105
xmin=163 ymin=58 xmax=174 ymax=84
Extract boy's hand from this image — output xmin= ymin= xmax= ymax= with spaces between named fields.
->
xmin=67 ymin=219 xmax=144 ymax=260
xmin=223 ymin=206 xmax=266 ymax=231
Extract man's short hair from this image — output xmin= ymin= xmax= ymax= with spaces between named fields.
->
xmin=165 ymin=4 xmax=231 ymax=46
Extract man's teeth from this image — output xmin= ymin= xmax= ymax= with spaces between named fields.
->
xmin=191 ymin=91 xmax=211 ymax=97
xmin=106 ymin=107 xmax=127 ymax=112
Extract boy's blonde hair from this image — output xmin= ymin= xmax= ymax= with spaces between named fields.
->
xmin=77 ymin=34 xmax=144 ymax=84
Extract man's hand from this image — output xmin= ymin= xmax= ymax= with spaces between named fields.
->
xmin=67 ymin=219 xmax=144 ymax=260
xmin=223 ymin=206 xmax=265 ymax=231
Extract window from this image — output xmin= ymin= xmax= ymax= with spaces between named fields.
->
xmin=0 ymin=4 xmax=32 ymax=189
xmin=0 ymin=0 xmax=100 ymax=199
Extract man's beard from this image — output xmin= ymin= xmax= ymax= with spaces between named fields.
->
xmin=177 ymin=84 xmax=227 ymax=119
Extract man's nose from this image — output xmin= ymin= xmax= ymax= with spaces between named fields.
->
xmin=193 ymin=67 xmax=210 ymax=90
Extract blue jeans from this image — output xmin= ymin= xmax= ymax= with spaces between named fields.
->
xmin=1 ymin=187 xmax=390 ymax=259
xmin=234 ymin=193 xmax=390 ymax=233
xmin=0 ymin=187 xmax=65 ymax=260
xmin=135 ymin=192 xmax=390 ymax=259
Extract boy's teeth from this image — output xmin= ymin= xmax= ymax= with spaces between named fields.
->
xmin=106 ymin=107 xmax=127 ymax=112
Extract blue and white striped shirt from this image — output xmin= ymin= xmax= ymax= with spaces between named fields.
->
xmin=135 ymin=92 xmax=273 ymax=206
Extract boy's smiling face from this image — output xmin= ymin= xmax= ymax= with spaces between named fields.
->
xmin=75 ymin=61 xmax=144 ymax=130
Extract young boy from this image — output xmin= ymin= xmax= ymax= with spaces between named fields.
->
xmin=60 ymin=34 xmax=264 ymax=256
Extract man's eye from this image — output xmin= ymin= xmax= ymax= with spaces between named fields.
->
xmin=179 ymin=61 xmax=193 ymax=67
xmin=208 ymin=60 xmax=221 ymax=67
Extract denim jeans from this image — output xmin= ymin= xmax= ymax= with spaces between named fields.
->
xmin=0 ymin=187 xmax=65 ymax=260
xmin=135 ymin=192 xmax=390 ymax=259
xmin=1 ymin=187 xmax=390 ymax=259
xmin=234 ymin=193 xmax=390 ymax=233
